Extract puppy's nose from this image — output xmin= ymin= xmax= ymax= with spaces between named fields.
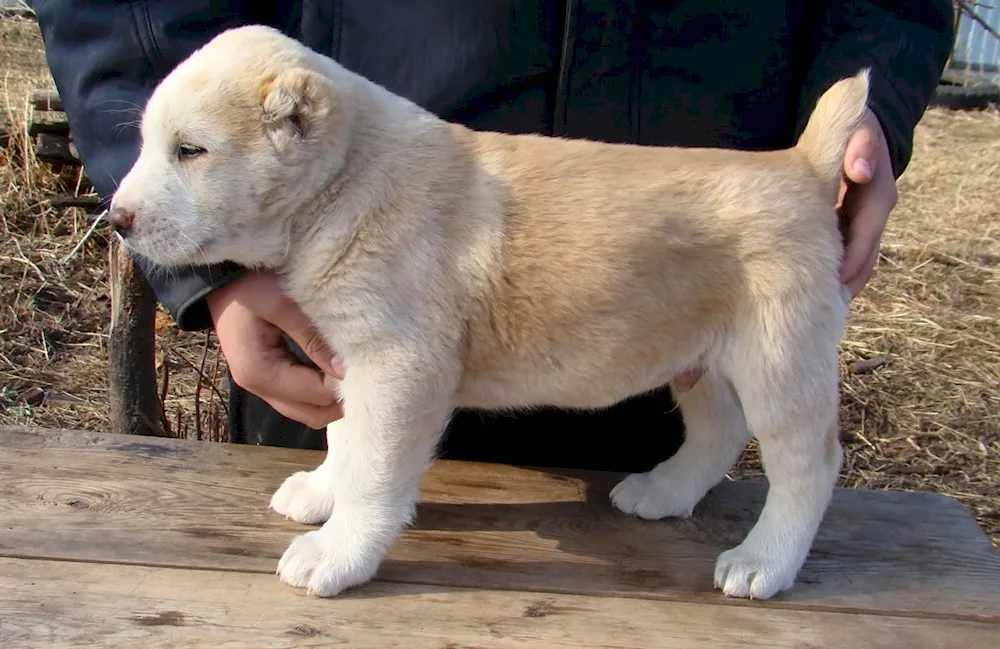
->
xmin=109 ymin=206 xmax=135 ymax=236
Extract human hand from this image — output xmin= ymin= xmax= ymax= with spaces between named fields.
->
xmin=837 ymin=108 xmax=898 ymax=298
xmin=206 ymin=271 xmax=345 ymax=429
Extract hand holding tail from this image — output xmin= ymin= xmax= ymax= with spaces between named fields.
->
xmin=837 ymin=108 xmax=898 ymax=298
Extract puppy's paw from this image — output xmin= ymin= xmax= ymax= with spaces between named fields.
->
xmin=713 ymin=543 xmax=798 ymax=600
xmin=269 ymin=469 xmax=335 ymax=525
xmin=610 ymin=470 xmax=701 ymax=520
xmin=276 ymin=529 xmax=380 ymax=598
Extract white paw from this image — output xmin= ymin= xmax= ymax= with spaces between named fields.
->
xmin=269 ymin=469 xmax=335 ymax=525
xmin=713 ymin=543 xmax=798 ymax=599
xmin=610 ymin=469 xmax=702 ymax=520
xmin=276 ymin=528 xmax=380 ymax=598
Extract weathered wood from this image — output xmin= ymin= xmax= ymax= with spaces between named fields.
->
xmin=25 ymin=90 xmax=82 ymax=167
xmin=27 ymin=109 xmax=70 ymax=137
xmin=33 ymin=132 xmax=79 ymax=166
xmin=107 ymin=239 xmax=168 ymax=437
xmin=47 ymin=194 xmax=101 ymax=210
xmin=0 ymin=4 xmax=35 ymax=19
xmin=1 ymin=426 xmax=998 ymax=624
xmin=2 ymin=557 xmax=997 ymax=649
xmin=31 ymin=87 xmax=63 ymax=112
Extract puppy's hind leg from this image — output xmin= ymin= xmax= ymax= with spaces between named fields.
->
xmin=610 ymin=369 xmax=751 ymax=520
xmin=270 ymin=419 xmax=344 ymax=525
xmin=713 ymin=295 xmax=846 ymax=600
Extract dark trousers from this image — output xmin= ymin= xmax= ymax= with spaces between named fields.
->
xmin=228 ymin=378 xmax=686 ymax=474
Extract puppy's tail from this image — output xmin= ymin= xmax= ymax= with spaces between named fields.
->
xmin=794 ymin=68 xmax=871 ymax=201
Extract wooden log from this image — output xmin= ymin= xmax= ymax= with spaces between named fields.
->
xmin=107 ymin=236 xmax=169 ymax=437
xmin=28 ymin=109 xmax=70 ymax=137
xmin=31 ymin=87 xmax=63 ymax=112
xmin=33 ymin=132 xmax=79 ymax=166
xmin=48 ymin=195 xmax=102 ymax=210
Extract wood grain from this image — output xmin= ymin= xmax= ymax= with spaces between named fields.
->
xmin=1 ymin=426 xmax=998 ymax=624
xmin=2 ymin=557 xmax=997 ymax=649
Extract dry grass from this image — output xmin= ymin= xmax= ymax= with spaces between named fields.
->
xmin=0 ymin=15 xmax=229 ymax=441
xmin=1 ymin=16 xmax=997 ymax=544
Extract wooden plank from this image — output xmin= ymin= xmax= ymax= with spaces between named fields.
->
xmin=1 ymin=557 xmax=996 ymax=649
xmin=31 ymin=87 xmax=63 ymax=112
xmin=1 ymin=426 xmax=998 ymax=623
xmin=33 ymin=132 xmax=79 ymax=166
xmin=0 ymin=4 xmax=35 ymax=19
xmin=47 ymin=195 xmax=101 ymax=210
xmin=27 ymin=109 xmax=70 ymax=137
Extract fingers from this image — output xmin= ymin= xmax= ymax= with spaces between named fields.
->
xmin=245 ymin=276 xmax=344 ymax=380
xmin=207 ymin=272 xmax=345 ymax=429
xmin=268 ymin=398 xmax=344 ymax=431
xmin=228 ymin=348 xmax=344 ymax=427
xmin=260 ymin=345 xmax=343 ymax=405
xmin=839 ymin=154 xmax=896 ymax=290
xmin=277 ymin=313 xmax=344 ymax=380
xmin=222 ymin=329 xmax=339 ymax=405
xmin=226 ymin=339 xmax=344 ymax=427
xmin=845 ymin=241 xmax=880 ymax=299
xmin=837 ymin=109 xmax=898 ymax=298
xmin=843 ymin=111 xmax=879 ymax=185
xmin=839 ymin=198 xmax=880 ymax=286
xmin=836 ymin=178 xmax=848 ymax=210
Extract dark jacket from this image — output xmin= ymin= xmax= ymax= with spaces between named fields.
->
xmin=35 ymin=0 xmax=955 ymax=332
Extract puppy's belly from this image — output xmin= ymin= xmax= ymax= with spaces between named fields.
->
xmin=452 ymin=352 xmax=699 ymax=412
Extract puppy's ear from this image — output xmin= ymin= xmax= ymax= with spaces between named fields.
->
xmin=260 ymin=68 xmax=337 ymax=150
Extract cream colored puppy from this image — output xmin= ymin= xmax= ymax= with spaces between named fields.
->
xmin=110 ymin=25 xmax=867 ymax=601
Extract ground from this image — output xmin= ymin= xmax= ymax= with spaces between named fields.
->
xmin=1 ymin=15 xmax=997 ymax=545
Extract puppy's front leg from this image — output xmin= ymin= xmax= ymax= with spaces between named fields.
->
xmin=275 ymin=357 xmax=455 ymax=597
xmin=270 ymin=419 xmax=344 ymax=525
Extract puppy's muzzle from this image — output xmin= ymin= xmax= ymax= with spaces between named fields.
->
xmin=109 ymin=206 xmax=135 ymax=236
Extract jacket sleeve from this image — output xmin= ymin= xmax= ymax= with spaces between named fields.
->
xmin=33 ymin=0 xmax=269 ymax=331
xmin=795 ymin=0 xmax=956 ymax=179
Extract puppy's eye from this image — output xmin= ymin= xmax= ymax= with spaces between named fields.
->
xmin=177 ymin=144 xmax=207 ymax=160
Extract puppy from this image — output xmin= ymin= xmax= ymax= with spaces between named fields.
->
xmin=110 ymin=25 xmax=867 ymax=600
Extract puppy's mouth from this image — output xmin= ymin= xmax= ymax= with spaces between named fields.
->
xmin=118 ymin=228 xmax=221 ymax=268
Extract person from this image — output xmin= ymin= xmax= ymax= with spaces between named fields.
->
xmin=34 ymin=1 xmax=953 ymax=472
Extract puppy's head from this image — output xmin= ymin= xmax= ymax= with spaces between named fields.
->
xmin=110 ymin=26 xmax=352 ymax=269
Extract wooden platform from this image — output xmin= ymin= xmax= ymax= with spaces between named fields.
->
xmin=1 ymin=426 xmax=998 ymax=647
